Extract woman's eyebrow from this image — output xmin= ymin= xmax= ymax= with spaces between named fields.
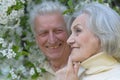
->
xmin=72 ymin=24 xmax=81 ymax=29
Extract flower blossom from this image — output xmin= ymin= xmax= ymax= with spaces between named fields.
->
xmin=30 ymin=68 xmax=35 ymax=76
xmin=9 ymin=68 xmax=18 ymax=79
xmin=0 ymin=49 xmax=16 ymax=59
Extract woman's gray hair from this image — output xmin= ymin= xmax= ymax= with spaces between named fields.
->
xmin=73 ymin=2 xmax=120 ymax=59
xmin=29 ymin=1 xmax=70 ymax=35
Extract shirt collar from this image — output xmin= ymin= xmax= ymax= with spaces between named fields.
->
xmin=81 ymin=52 xmax=119 ymax=75
xmin=42 ymin=60 xmax=55 ymax=75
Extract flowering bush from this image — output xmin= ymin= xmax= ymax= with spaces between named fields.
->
xmin=0 ymin=0 xmax=119 ymax=80
xmin=0 ymin=0 xmax=46 ymax=79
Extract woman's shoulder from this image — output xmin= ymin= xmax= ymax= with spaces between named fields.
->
xmin=83 ymin=64 xmax=120 ymax=80
xmin=103 ymin=64 xmax=120 ymax=80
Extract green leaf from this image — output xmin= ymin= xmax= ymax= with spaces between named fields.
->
xmin=15 ymin=50 xmax=29 ymax=60
xmin=12 ymin=45 xmax=19 ymax=52
xmin=0 ymin=44 xmax=2 ymax=48
xmin=34 ymin=0 xmax=42 ymax=4
xmin=63 ymin=8 xmax=74 ymax=14
xmin=40 ymin=68 xmax=47 ymax=73
xmin=21 ymin=51 xmax=29 ymax=56
xmin=20 ymin=15 xmax=29 ymax=27
xmin=24 ymin=60 xmax=34 ymax=68
xmin=67 ymin=0 xmax=74 ymax=9
xmin=31 ymin=73 xmax=39 ymax=79
xmin=7 ymin=73 xmax=12 ymax=79
xmin=7 ymin=0 xmax=24 ymax=15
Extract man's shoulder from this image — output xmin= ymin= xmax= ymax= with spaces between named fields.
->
xmin=39 ymin=60 xmax=55 ymax=75
xmin=37 ymin=60 xmax=55 ymax=80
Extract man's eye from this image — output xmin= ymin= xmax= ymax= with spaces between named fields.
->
xmin=38 ymin=32 xmax=48 ymax=37
xmin=55 ymin=30 xmax=63 ymax=34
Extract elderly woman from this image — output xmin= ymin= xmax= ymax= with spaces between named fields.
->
xmin=56 ymin=2 xmax=120 ymax=80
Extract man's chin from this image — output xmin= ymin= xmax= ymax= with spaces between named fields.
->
xmin=48 ymin=55 xmax=62 ymax=60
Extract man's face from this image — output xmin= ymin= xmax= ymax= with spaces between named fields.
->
xmin=34 ymin=13 xmax=71 ymax=60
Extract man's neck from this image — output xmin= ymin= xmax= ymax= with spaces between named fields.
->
xmin=49 ymin=57 xmax=68 ymax=72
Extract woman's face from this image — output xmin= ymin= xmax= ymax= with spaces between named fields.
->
xmin=67 ymin=13 xmax=100 ymax=62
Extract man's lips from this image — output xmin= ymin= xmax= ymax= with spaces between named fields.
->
xmin=45 ymin=43 xmax=62 ymax=49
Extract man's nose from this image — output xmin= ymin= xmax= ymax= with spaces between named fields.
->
xmin=48 ymin=32 xmax=57 ymax=44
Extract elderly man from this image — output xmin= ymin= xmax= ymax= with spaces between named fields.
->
xmin=29 ymin=1 xmax=71 ymax=80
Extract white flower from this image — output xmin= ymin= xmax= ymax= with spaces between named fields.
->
xmin=2 ymin=41 xmax=7 ymax=48
xmin=1 ymin=0 xmax=16 ymax=7
xmin=18 ymin=65 xmax=26 ymax=73
xmin=9 ymin=68 xmax=17 ymax=79
xmin=0 ymin=38 xmax=7 ymax=47
xmin=16 ymin=27 xmax=23 ymax=36
xmin=6 ymin=49 xmax=16 ymax=59
xmin=0 ymin=0 xmax=24 ymax=25
xmin=0 ymin=13 xmax=8 ymax=25
xmin=0 ymin=49 xmax=16 ymax=59
xmin=20 ymin=0 xmax=25 ymax=3
xmin=30 ymin=68 xmax=35 ymax=76
xmin=9 ymin=10 xmax=18 ymax=21
xmin=0 ymin=5 xmax=8 ymax=12
xmin=1 ymin=66 xmax=10 ymax=75
xmin=11 ymin=73 xmax=17 ymax=79
xmin=0 ymin=38 xmax=4 ymax=44
xmin=36 ymin=67 xmax=42 ymax=73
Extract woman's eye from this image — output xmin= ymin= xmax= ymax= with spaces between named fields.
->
xmin=75 ymin=29 xmax=81 ymax=33
xmin=74 ymin=28 xmax=82 ymax=36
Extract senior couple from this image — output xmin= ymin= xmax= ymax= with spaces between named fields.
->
xmin=29 ymin=1 xmax=120 ymax=80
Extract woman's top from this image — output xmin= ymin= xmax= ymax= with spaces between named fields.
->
xmin=78 ymin=52 xmax=120 ymax=80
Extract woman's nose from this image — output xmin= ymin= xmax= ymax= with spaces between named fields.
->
xmin=67 ymin=35 xmax=75 ymax=45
